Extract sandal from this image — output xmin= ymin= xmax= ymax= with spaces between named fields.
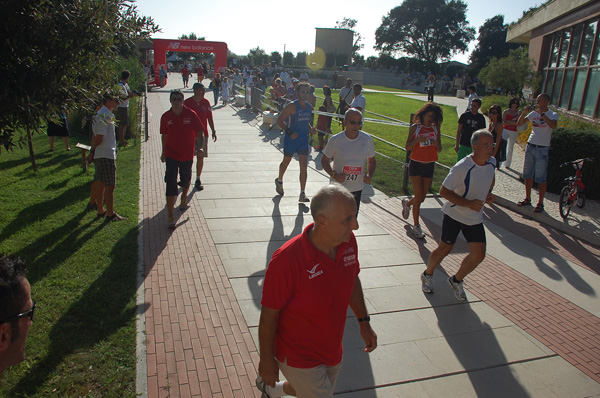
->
xmin=534 ymin=203 xmax=544 ymax=213
xmin=517 ymin=198 xmax=531 ymax=206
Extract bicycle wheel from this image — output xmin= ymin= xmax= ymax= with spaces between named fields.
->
xmin=576 ymin=186 xmax=586 ymax=208
xmin=559 ymin=186 xmax=571 ymax=219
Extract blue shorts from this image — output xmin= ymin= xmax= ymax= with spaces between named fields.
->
xmin=523 ymin=144 xmax=549 ymax=183
xmin=283 ymin=134 xmax=309 ymax=157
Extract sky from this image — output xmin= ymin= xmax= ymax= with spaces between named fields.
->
xmin=135 ymin=0 xmax=543 ymax=65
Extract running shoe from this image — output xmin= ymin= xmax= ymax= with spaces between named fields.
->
xmin=195 ymin=179 xmax=204 ymax=191
xmin=275 ymin=178 xmax=284 ymax=195
xmin=448 ymin=276 xmax=467 ymax=301
xmin=413 ymin=224 xmax=425 ymax=239
xmin=255 ymin=376 xmax=272 ymax=398
xmin=168 ymin=216 xmax=176 ymax=229
xmin=401 ymin=198 xmax=410 ymax=219
xmin=421 ymin=272 xmax=433 ymax=293
xmin=299 ymin=192 xmax=310 ymax=203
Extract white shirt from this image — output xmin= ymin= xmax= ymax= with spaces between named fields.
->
xmin=526 ymin=110 xmax=558 ymax=147
xmin=339 ymin=86 xmax=352 ymax=103
xmin=351 ymin=94 xmax=366 ymax=112
xmin=441 ymin=155 xmax=496 ymax=225
xmin=92 ymin=106 xmax=117 ymax=160
xmin=323 ymin=130 xmax=375 ymax=192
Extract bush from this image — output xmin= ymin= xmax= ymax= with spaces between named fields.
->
xmin=548 ymin=128 xmax=600 ymax=199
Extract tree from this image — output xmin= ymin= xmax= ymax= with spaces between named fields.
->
xmin=296 ymin=52 xmax=307 ymax=67
xmin=0 ymin=0 xmax=158 ymax=170
xmin=478 ymin=47 xmax=541 ymax=98
xmin=283 ymin=51 xmax=294 ymax=66
xmin=375 ymin=0 xmax=475 ymax=71
xmin=270 ymin=51 xmax=282 ymax=66
xmin=469 ymin=15 xmax=522 ymax=76
xmin=248 ymin=47 xmax=268 ymax=66
xmin=335 ymin=17 xmax=364 ymax=64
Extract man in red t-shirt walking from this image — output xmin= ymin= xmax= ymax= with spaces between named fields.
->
xmin=184 ymin=83 xmax=217 ymax=191
xmin=256 ymin=184 xmax=377 ymax=398
xmin=160 ymin=89 xmax=203 ymax=228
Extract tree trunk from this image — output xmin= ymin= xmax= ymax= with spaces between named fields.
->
xmin=26 ymin=123 xmax=38 ymax=172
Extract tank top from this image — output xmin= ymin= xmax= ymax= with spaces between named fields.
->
xmin=410 ymin=124 xmax=438 ymax=163
xmin=288 ymin=100 xmax=312 ymax=142
xmin=503 ymin=111 xmax=518 ymax=132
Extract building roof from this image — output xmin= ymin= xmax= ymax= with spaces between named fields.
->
xmin=506 ymin=0 xmax=594 ymax=43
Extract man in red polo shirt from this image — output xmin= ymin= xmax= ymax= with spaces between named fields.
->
xmin=160 ymin=89 xmax=203 ymax=228
xmin=256 ymin=184 xmax=377 ymax=398
xmin=183 ymin=83 xmax=217 ymax=191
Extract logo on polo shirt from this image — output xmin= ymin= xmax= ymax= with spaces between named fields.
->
xmin=343 ymin=254 xmax=356 ymax=267
xmin=307 ymin=263 xmax=323 ymax=279
xmin=183 ymin=118 xmax=191 ymax=125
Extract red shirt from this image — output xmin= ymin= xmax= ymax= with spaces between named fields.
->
xmin=184 ymin=97 xmax=212 ymax=137
xmin=196 ymin=67 xmax=204 ymax=77
xmin=316 ymin=114 xmax=328 ymax=131
xmin=261 ymin=223 xmax=360 ymax=368
xmin=160 ymin=106 xmax=202 ymax=161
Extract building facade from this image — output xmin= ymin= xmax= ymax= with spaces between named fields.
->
xmin=507 ymin=0 xmax=600 ymax=119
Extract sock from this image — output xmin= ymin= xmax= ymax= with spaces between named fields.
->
xmin=424 ymin=271 xmax=432 ymax=277
xmin=453 ymin=275 xmax=461 ymax=284
xmin=266 ymin=381 xmax=286 ymax=397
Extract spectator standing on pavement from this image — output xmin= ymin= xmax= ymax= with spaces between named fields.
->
xmin=321 ymin=108 xmax=376 ymax=213
xmin=221 ymin=77 xmax=230 ymax=105
xmin=299 ymin=70 xmax=309 ymax=82
xmin=159 ymin=65 xmax=167 ymax=88
xmin=211 ymin=73 xmax=222 ymax=106
xmin=421 ymin=129 xmax=496 ymax=301
xmin=426 ymin=74 xmax=436 ymax=102
xmin=115 ymin=70 xmax=138 ymax=147
xmin=315 ymin=105 xmax=331 ymax=152
xmin=0 ymin=254 xmax=35 ymax=383
xmin=160 ymin=89 xmax=203 ymax=228
xmin=256 ymin=184 xmax=377 ymax=398
xmin=350 ymin=84 xmax=366 ymax=116
xmin=270 ymin=78 xmax=286 ymax=112
xmin=338 ymin=78 xmax=353 ymax=116
xmin=516 ymin=93 xmax=558 ymax=214
xmin=402 ymin=102 xmax=443 ymax=238
xmin=502 ymin=98 xmax=521 ymax=169
xmin=274 ymin=82 xmax=316 ymax=203
xmin=455 ymin=98 xmax=485 ymax=162
xmin=196 ymin=64 xmax=204 ymax=82
xmin=181 ymin=65 xmax=190 ymax=88
xmin=465 ymin=85 xmax=478 ymax=112
xmin=91 ymin=92 xmax=126 ymax=222
xmin=487 ymin=104 xmax=504 ymax=169
xmin=183 ymin=83 xmax=217 ymax=192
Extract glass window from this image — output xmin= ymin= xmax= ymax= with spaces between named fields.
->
xmin=550 ymin=32 xmax=561 ymax=67
xmin=570 ymin=69 xmax=587 ymax=112
xmin=580 ymin=20 xmax=597 ymax=66
xmin=558 ymin=30 xmax=570 ymax=67
xmin=560 ymin=69 xmax=574 ymax=108
xmin=544 ymin=70 xmax=554 ymax=94
xmin=567 ymin=25 xmax=583 ymax=66
xmin=551 ymin=69 xmax=563 ymax=105
xmin=582 ymin=68 xmax=600 ymax=117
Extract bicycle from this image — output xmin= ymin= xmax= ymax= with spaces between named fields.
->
xmin=558 ymin=157 xmax=594 ymax=219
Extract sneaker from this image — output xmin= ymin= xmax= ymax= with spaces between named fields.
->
xmin=401 ymin=198 xmax=410 ymax=219
xmin=168 ymin=216 xmax=176 ymax=229
xmin=275 ymin=178 xmax=284 ymax=195
xmin=255 ymin=376 xmax=272 ymax=398
xmin=299 ymin=192 xmax=310 ymax=203
xmin=421 ymin=272 xmax=433 ymax=293
xmin=448 ymin=276 xmax=467 ymax=301
xmin=413 ymin=224 xmax=425 ymax=239
xmin=195 ymin=179 xmax=204 ymax=191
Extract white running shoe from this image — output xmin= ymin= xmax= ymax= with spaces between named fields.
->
xmin=448 ymin=276 xmax=467 ymax=301
xmin=255 ymin=376 xmax=273 ymax=398
xmin=274 ymin=178 xmax=284 ymax=195
xmin=421 ymin=272 xmax=433 ymax=293
xmin=299 ymin=192 xmax=310 ymax=203
xmin=402 ymin=198 xmax=410 ymax=219
xmin=413 ymin=224 xmax=425 ymax=239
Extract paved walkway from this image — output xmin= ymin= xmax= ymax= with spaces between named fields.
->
xmin=138 ymin=78 xmax=600 ymax=397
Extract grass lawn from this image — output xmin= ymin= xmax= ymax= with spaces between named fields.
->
xmin=0 ymin=130 xmax=140 ymax=397
xmin=315 ymin=88 xmax=460 ymax=197
xmin=363 ymin=85 xmax=414 ymax=93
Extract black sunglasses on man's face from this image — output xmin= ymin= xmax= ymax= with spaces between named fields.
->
xmin=0 ymin=300 xmax=37 ymax=324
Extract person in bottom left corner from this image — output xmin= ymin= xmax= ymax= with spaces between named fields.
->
xmin=160 ymin=89 xmax=203 ymax=229
xmin=0 ymin=254 xmax=36 ymax=383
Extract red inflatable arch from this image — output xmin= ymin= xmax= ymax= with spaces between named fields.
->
xmin=152 ymin=39 xmax=228 ymax=86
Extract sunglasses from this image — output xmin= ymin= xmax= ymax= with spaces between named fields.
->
xmin=347 ymin=120 xmax=362 ymax=126
xmin=0 ymin=300 xmax=37 ymax=324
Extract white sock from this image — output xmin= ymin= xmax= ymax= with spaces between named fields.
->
xmin=266 ymin=381 xmax=286 ymax=397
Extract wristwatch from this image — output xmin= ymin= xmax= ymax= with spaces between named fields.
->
xmin=357 ymin=316 xmax=370 ymax=323
xmin=330 ymin=171 xmax=335 ymax=178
